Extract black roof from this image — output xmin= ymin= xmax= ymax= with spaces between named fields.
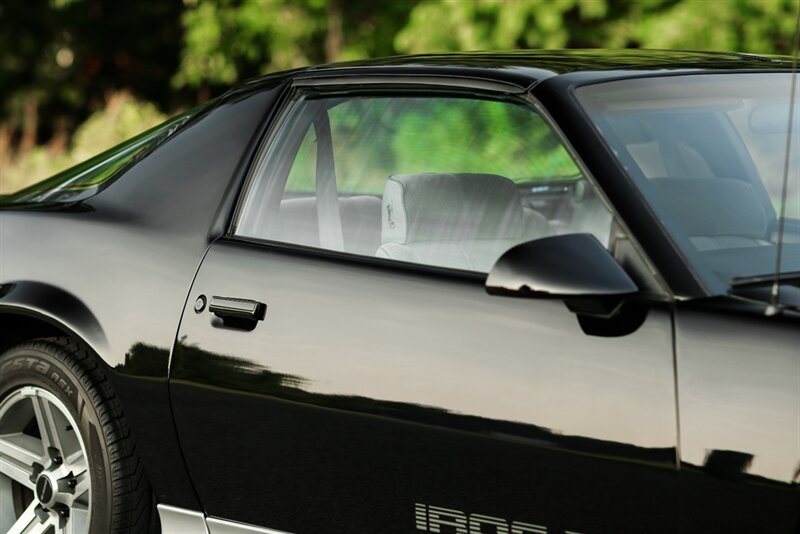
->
xmin=318 ymin=48 xmax=791 ymax=71
xmin=250 ymin=49 xmax=796 ymax=91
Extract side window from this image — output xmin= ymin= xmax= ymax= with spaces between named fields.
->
xmin=237 ymin=93 xmax=613 ymax=273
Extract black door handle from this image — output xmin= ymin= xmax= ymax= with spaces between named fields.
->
xmin=209 ymin=296 xmax=266 ymax=330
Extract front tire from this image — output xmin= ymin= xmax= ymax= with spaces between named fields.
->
xmin=0 ymin=338 xmax=152 ymax=533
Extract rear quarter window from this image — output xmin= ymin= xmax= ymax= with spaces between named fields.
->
xmin=0 ymin=110 xmax=197 ymax=206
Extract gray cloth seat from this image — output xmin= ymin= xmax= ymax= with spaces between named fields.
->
xmin=649 ymin=177 xmax=770 ymax=251
xmin=273 ymin=195 xmax=382 ymax=255
xmin=376 ymin=172 xmax=550 ymax=272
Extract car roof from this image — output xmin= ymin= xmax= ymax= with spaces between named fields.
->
xmin=241 ymin=49 xmax=796 ymax=92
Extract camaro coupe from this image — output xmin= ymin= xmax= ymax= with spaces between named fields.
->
xmin=0 ymin=50 xmax=799 ymax=534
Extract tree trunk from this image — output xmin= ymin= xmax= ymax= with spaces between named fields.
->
xmin=198 ymin=83 xmax=210 ymax=104
xmin=0 ymin=122 xmax=13 ymax=193
xmin=20 ymin=96 xmax=39 ymax=152
xmin=47 ymin=116 xmax=70 ymax=155
xmin=0 ymin=122 xmax=12 ymax=168
xmin=326 ymin=0 xmax=343 ymax=63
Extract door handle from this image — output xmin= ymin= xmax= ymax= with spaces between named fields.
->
xmin=208 ymin=296 xmax=266 ymax=330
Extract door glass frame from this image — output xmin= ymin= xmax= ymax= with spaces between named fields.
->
xmin=228 ymin=76 xmax=670 ymax=298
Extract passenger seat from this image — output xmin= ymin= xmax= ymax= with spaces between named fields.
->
xmin=376 ymin=172 xmax=550 ymax=272
xmin=273 ymin=195 xmax=382 ymax=255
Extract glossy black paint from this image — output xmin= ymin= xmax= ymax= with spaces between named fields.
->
xmin=262 ymin=49 xmax=795 ymax=94
xmin=0 ymin=78 xmax=289 ymax=508
xmin=531 ymin=74 xmax=711 ymax=299
xmin=485 ymin=233 xmax=638 ymax=300
xmin=673 ymin=302 xmax=800 ymax=532
xmin=0 ymin=50 xmax=798 ymax=532
xmin=732 ymin=282 xmax=800 ymax=312
xmin=171 ymin=239 xmax=680 ymax=533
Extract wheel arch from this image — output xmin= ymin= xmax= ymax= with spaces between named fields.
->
xmin=0 ymin=281 xmax=109 ymax=361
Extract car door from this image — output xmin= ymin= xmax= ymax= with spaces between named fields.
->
xmin=169 ymin=80 xmax=680 ymax=534
xmin=674 ymin=306 xmax=800 ymax=533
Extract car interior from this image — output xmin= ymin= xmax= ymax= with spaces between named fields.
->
xmin=237 ymin=94 xmax=616 ymax=273
xmin=592 ymin=106 xmax=800 ymax=282
xmin=257 ymin=172 xmax=613 ymax=273
xmin=585 ymin=85 xmax=800 ymax=252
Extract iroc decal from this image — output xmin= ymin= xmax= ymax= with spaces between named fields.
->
xmin=414 ymin=503 xmax=584 ymax=534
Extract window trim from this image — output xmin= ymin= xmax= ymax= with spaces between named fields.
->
xmin=230 ymin=76 xmax=527 ymax=237
xmin=523 ymin=94 xmax=671 ymax=299
xmin=291 ymin=73 xmax=527 ymax=94
xmin=229 ymin=75 xmax=670 ymax=298
xmin=228 ymin=234 xmax=488 ymax=283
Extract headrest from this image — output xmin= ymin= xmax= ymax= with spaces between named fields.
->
xmin=381 ymin=173 xmax=524 ymax=244
xmin=649 ymin=178 xmax=768 ymax=238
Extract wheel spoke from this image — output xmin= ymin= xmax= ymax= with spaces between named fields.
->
xmin=0 ymin=433 xmax=44 ymax=465
xmin=0 ymin=433 xmax=40 ymax=489
xmin=31 ymin=395 xmax=65 ymax=455
xmin=2 ymin=387 xmax=91 ymax=534
xmin=71 ymin=469 xmax=90 ymax=500
xmin=59 ymin=501 xmax=89 ymax=534
xmin=64 ymin=449 xmax=84 ymax=468
xmin=30 ymin=517 xmax=58 ymax=534
xmin=7 ymin=501 xmax=42 ymax=534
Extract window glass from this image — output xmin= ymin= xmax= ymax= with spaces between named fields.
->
xmin=239 ymin=94 xmax=612 ymax=273
xmin=575 ymin=74 xmax=800 ymax=285
xmin=284 ymin=127 xmax=317 ymax=193
xmin=0 ymin=110 xmax=197 ymax=205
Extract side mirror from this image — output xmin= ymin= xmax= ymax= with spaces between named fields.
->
xmin=486 ymin=233 xmax=638 ymax=318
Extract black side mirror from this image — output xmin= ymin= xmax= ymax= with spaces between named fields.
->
xmin=486 ymin=233 xmax=638 ymax=318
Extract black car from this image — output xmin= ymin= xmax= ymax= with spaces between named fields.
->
xmin=1 ymin=50 xmax=799 ymax=534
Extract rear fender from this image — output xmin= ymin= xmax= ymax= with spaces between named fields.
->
xmin=0 ymin=281 xmax=108 ymax=358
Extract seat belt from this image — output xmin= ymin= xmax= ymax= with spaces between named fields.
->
xmin=313 ymin=115 xmax=345 ymax=252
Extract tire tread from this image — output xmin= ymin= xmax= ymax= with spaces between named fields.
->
xmin=8 ymin=337 xmax=153 ymax=533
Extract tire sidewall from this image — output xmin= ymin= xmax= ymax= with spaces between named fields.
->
xmin=0 ymin=343 xmax=112 ymax=533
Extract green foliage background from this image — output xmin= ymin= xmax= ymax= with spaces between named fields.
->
xmin=285 ymin=97 xmax=578 ymax=194
xmin=1 ymin=0 xmax=799 ymax=193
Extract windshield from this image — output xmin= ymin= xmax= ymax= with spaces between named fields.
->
xmin=575 ymin=73 xmax=800 ymax=288
xmin=0 ymin=109 xmax=196 ymax=206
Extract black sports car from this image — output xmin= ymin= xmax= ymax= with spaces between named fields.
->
xmin=1 ymin=50 xmax=799 ymax=534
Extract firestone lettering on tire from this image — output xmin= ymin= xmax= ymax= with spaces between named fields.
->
xmin=48 ymin=370 xmax=75 ymax=397
xmin=0 ymin=356 xmax=51 ymax=376
xmin=0 ymin=356 xmax=76 ymax=397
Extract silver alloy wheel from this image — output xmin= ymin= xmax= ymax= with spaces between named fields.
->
xmin=0 ymin=386 xmax=91 ymax=534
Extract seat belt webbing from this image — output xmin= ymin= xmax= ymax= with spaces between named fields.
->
xmin=313 ymin=116 xmax=345 ymax=252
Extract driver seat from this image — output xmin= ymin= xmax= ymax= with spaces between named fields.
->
xmin=649 ymin=177 xmax=771 ymax=250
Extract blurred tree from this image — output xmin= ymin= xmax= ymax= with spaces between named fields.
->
xmin=0 ymin=0 xmax=65 ymax=160
xmin=0 ymin=0 xmax=184 ymax=160
xmin=69 ymin=90 xmax=165 ymax=162
xmin=396 ymin=0 xmax=610 ymax=52
xmin=172 ymin=0 xmax=320 ymax=95
xmin=5 ymin=0 xmax=800 ymax=193
xmin=629 ymin=0 xmax=799 ymax=53
xmin=1 ymin=92 xmax=165 ymax=194
xmin=395 ymin=0 xmax=800 ymax=55
xmin=172 ymin=0 xmax=420 ymax=96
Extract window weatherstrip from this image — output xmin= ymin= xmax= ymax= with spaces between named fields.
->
xmin=292 ymin=74 xmax=525 ymax=94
